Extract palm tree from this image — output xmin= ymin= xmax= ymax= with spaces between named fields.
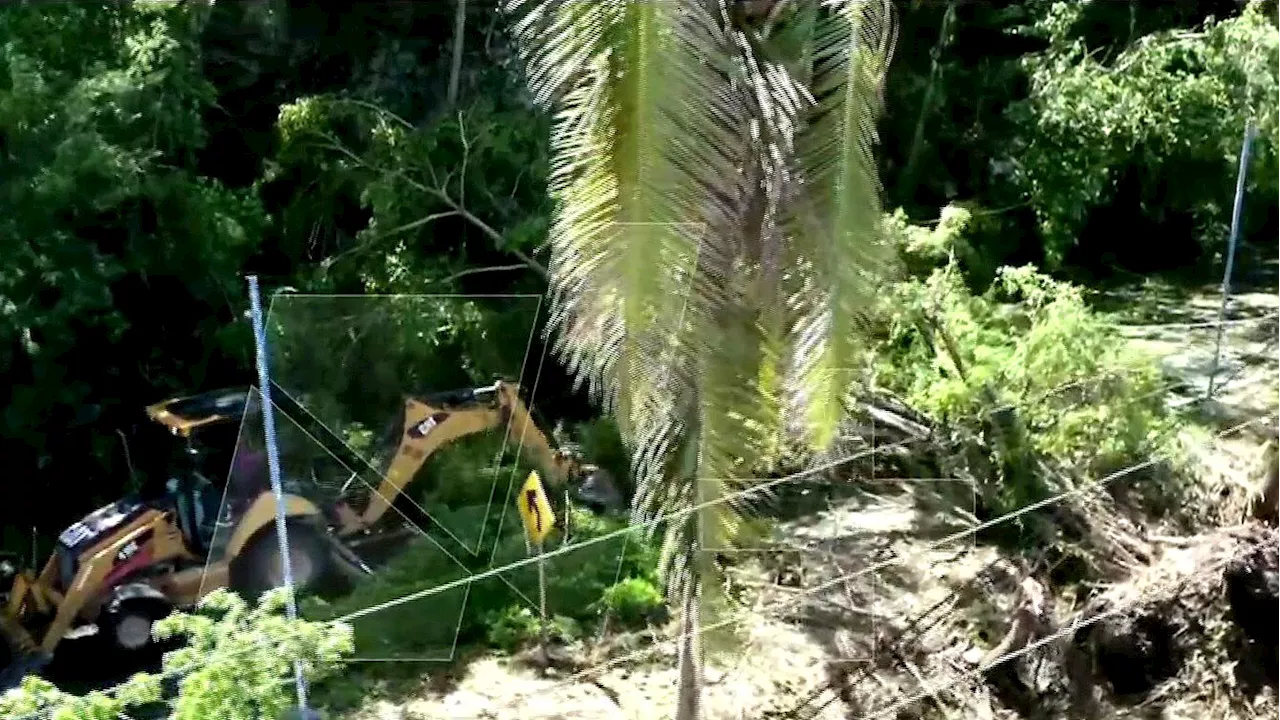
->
xmin=503 ymin=1 xmax=896 ymax=716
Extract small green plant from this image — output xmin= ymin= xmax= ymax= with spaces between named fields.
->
xmin=594 ymin=577 xmax=666 ymax=627
xmin=484 ymin=606 xmax=582 ymax=652
xmin=0 ymin=588 xmax=353 ymax=720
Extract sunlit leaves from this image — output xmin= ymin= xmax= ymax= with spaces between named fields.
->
xmin=1010 ymin=0 xmax=1278 ymax=264
xmin=872 ymin=250 xmax=1177 ymax=477
xmin=0 ymin=590 xmax=352 ymax=720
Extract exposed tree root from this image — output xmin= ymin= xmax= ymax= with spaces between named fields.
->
xmin=1246 ymin=436 xmax=1278 ymax=523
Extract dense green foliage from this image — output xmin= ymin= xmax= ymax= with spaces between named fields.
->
xmin=0 ymin=0 xmax=1275 ymax=715
xmin=0 ymin=589 xmax=353 ymax=719
xmin=883 ymin=0 xmax=1277 ymax=276
xmin=1 ymin=0 xmax=1273 ymax=539
xmin=875 ymin=207 xmax=1182 ymax=527
xmin=1012 ymin=1 xmax=1278 ymax=268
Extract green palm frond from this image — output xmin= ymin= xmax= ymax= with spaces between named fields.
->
xmin=504 ymin=0 xmax=615 ymax=110
xmin=505 ymin=1 xmax=743 ymax=453
xmin=785 ymin=0 xmax=898 ymax=451
xmin=505 ymin=2 xmax=900 ymax=699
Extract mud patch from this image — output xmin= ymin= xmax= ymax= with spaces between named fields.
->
xmin=1090 ymin=609 xmax=1182 ymax=696
xmin=1225 ymin=531 xmax=1279 ymax=646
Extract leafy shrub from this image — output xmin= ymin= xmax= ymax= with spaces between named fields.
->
xmin=875 ymin=262 xmax=1176 ymax=475
xmin=594 ymin=577 xmax=666 ymax=627
xmin=484 ymin=606 xmax=582 ymax=652
xmin=0 ymin=588 xmax=352 ymax=720
xmin=871 ymin=208 xmax=1184 ymax=535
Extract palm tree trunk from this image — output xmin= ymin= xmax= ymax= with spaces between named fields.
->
xmin=673 ymin=409 xmax=706 ymax=720
xmin=674 ymin=566 xmax=703 ymax=720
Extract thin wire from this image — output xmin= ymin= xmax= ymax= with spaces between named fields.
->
xmin=336 ymin=436 xmax=919 ymax=622
xmin=16 ymin=369 xmax=1274 ymax=720
xmin=916 ymin=201 xmax=1030 ymax=226
xmin=335 ymin=309 xmax=1256 ymax=622
xmin=10 ymin=374 xmax=1270 ymax=719
xmin=10 ymin=384 xmax=1244 ymax=712
xmin=421 ymin=409 xmax=1275 ymax=717
xmin=861 ymin=553 xmax=1243 ymax=719
xmin=3 ymin=446 xmax=915 ymax=720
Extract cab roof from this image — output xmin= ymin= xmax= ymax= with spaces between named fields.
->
xmin=145 ymin=387 xmax=250 ymax=436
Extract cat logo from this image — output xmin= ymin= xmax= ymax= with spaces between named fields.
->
xmin=408 ymin=412 xmax=449 ymax=440
xmin=116 ymin=540 xmax=139 ymax=563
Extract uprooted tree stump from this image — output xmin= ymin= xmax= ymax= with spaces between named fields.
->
xmin=1246 ymin=437 xmax=1278 ymax=524
xmin=976 ymin=523 xmax=1278 ymax=718
xmin=1087 ymin=604 xmax=1183 ymax=697
xmin=1072 ymin=523 xmax=1278 ymax=712
xmin=1218 ymin=535 xmax=1280 ymax=648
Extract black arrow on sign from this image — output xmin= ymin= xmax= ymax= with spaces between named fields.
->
xmin=525 ymin=488 xmax=542 ymax=533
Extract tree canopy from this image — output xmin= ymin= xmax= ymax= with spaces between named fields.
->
xmin=0 ymin=0 xmax=1274 ymax=555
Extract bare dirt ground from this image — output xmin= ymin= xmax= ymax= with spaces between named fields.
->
xmin=346 ymin=285 xmax=1279 ymax=720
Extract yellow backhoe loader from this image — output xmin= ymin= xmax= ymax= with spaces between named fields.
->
xmin=0 ymin=380 xmax=619 ymax=688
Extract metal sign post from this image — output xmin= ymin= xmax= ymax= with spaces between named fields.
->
xmin=517 ymin=471 xmax=555 ymax=666
xmin=535 ymin=538 xmax=549 ymax=659
xmin=247 ymin=275 xmax=310 ymax=712
xmin=1207 ymin=119 xmax=1256 ymax=399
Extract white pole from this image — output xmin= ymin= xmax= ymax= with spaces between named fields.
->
xmin=247 ymin=275 xmax=309 ymax=710
xmin=1207 ymin=120 xmax=1257 ymax=399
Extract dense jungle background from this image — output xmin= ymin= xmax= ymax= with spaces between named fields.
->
xmin=2 ymin=0 xmax=1276 ymax=539
xmin=1 ymin=1 xmax=1277 ymax=718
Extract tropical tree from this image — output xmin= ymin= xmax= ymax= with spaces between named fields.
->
xmin=503 ymin=0 xmax=897 ymax=716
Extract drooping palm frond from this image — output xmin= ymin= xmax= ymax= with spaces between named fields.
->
xmin=784 ymin=0 xmax=898 ymax=451
xmin=504 ymin=0 xmax=614 ymax=110
xmin=618 ymin=0 xmax=768 ymax=551
xmin=504 ymin=0 xmax=736 ymax=455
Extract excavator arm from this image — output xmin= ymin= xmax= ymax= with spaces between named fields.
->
xmin=346 ymin=381 xmax=599 ymax=532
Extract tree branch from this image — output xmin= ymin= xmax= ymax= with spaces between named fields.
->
xmin=425 ymin=186 xmax=550 ymax=280
xmin=314 ymin=134 xmax=551 ymax=280
xmin=437 ymin=263 xmax=531 ymax=285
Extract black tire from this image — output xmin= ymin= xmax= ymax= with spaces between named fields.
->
xmin=230 ymin=521 xmax=332 ymax=601
xmin=100 ymin=592 xmax=173 ymax=667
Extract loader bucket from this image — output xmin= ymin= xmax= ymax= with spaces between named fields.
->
xmin=0 ymin=611 xmax=49 ymax=692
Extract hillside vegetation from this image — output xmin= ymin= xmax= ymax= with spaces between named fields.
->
xmin=0 ymin=1 xmax=1276 ymax=719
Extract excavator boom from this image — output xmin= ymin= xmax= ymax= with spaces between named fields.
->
xmin=340 ymin=381 xmax=612 ymax=533
xmin=0 ymin=380 xmax=620 ymax=691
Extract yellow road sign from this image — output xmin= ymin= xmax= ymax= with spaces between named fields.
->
xmin=517 ymin=471 xmax=555 ymax=544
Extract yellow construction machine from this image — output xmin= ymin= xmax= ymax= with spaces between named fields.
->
xmin=0 ymin=380 xmax=619 ymax=687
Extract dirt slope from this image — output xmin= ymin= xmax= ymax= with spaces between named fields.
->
xmin=342 ymin=285 xmax=1279 ymax=720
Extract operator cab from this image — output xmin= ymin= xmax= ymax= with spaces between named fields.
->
xmin=143 ymin=388 xmax=254 ymax=552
